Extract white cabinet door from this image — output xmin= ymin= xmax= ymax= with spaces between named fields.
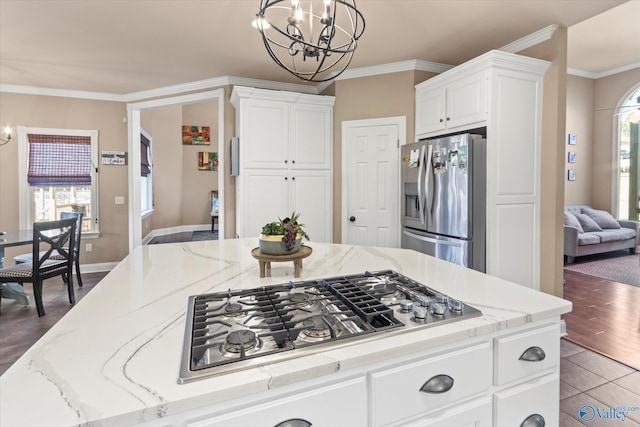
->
xmin=242 ymin=169 xmax=289 ymax=238
xmin=493 ymin=374 xmax=559 ymax=427
xmin=446 ymin=72 xmax=487 ymax=131
xmin=289 ymin=170 xmax=332 ymax=243
xmin=415 ymin=72 xmax=487 ymax=140
xmin=290 ymin=103 xmax=332 ymax=170
xmin=187 ymin=377 xmax=367 ymax=427
xmin=416 ymin=85 xmax=447 ymax=137
xmin=241 ymin=99 xmax=288 ymax=169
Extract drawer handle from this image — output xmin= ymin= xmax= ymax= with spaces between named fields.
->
xmin=419 ymin=374 xmax=454 ymax=394
xmin=520 ymin=413 xmax=545 ymax=427
xmin=519 ymin=346 xmax=546 ymax=362
xmin=274 ymin=419 xmax=312 ymax=427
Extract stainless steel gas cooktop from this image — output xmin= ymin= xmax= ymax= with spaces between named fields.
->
xmin=178 ymin=270 xmax=481 ymax=383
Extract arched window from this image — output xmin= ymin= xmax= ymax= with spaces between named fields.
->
xmin=618 ymin=86 xmax=640 ymax=220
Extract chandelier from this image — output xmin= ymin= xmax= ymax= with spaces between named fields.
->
xmin=253 ymin=0 xmax=365 ymax=82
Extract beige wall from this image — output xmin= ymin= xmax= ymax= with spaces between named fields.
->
xmin=591 ymin=68 xmax=640 ymax=213
xmin=0 ymin=92 xmax=130 ymax=264
xmin=146 ymin=105 xmax=183 ymax=233
xmin=331 ymin=70 xmax=437 ymax=242
xmin=565 ymin=75 xmax=595 ymax=205
xmin=182 ymin=102 xmax=219 ymax=226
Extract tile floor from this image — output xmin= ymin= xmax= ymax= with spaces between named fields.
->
xmin=560 ymin=338 xmax=640 ymax=426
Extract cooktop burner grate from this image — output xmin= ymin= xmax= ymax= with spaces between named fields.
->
xmin=179 ymin=270 xmax=482 ymax=383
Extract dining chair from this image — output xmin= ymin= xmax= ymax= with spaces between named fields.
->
xmin=0 ymin=218 xmax=76 ymax=316
xmin=14 ymin=212 xmax=84 ymax=287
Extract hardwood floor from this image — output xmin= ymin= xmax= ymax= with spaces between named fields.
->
xmin=0 ymin=272 xmax=108 ymax=375
xmin=563 ymin=269 xmax=640 ymax=371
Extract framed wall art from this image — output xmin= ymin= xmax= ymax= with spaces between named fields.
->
xmin=568 ymin=169 xmax=576 ymax=181
xmin=568 ymin=152 xmax=577 ymax=163
xmin=198 ymin=152 xmax=218 ymax=171
xmin=182 ymin=126 xmax=211 ymax=145
xmin=567 ymin=133 xmax=577 ymax=145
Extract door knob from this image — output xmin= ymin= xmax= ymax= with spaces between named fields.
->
xmin=349 ymin=216 xmax=356 ymax=222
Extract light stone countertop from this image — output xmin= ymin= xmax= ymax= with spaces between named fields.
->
xmin=0 ymin=239 xmax=571 ymax=427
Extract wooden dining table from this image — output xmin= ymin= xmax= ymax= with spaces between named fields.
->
xmin=0 ymin=230 xmax=34 ymax=305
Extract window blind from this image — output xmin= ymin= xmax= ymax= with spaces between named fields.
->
xmin=27 ymin=134 xmax=92 ymax=186
xmin=141 ymin=134 xmax=151 ymax=177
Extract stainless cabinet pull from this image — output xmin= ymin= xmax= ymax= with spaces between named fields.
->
xmin=439 ymin=118 xmax=444 ymax=123
xmin=519 ymin=346 xmax=546 ymax=362
xmin=274 ymin=419 xmax=312 ymax=427
xmin=520 ymin=413 xmax=545 ymax=427
xmin=419 ymin=374 xmax=454 ymax=393
xmin=284 ymin=159 xmax=288 ymax=164
xmin=292 ymin=160 xmax=295 ymax=164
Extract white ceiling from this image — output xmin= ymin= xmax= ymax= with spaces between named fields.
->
xmin=0 ymin=0 xmax=638 ymax=95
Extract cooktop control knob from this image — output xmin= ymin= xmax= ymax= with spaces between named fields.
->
xmin=435 ymin=293 xmax=448 ymax=305
xmin=449 ymin=299 xmax=464 ymax=312
xmin=418 ymin=296 xmax=431 ymax=307
xmin=399 ymin=299 xmax=414 ymax=312
xmin=431 ymin=302 xmax=446 ymax=316
xmin=412 ymin=306 xmax=428 ymax=320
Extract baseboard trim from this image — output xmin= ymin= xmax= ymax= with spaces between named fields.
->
xmin=80 ymin=262 xmax=118 ymax=273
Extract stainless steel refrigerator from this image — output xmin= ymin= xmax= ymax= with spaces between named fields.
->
xmin=400 ymin=133 xmax=486 ymax=272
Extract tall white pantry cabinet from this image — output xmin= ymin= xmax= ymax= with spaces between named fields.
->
xmin=231 ymin=86 xmax=335 ymax=242
xmin=415 ymin=50 xmax=550 ymax=290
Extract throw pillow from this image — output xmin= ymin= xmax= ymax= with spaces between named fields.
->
xmin=575 ymin=213 xmax=603 ymax=232
xmin=583 ymin=207 xmax=621 ymax=229
xmin=564 ymin=212 xmax=584 ymax=233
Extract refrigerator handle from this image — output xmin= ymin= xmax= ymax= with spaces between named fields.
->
xmin=424 ymin=143 xmax=434 ymax=228
xmin=417 ymin=144 xmax=426 ymax=225
xmin=402 ymin=230 xmax=464 ymax=247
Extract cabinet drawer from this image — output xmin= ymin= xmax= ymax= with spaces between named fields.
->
xmin=187 ymin=377 xmax=367 ymax=427
xmin=370 ymin=343 xmax=490 ymax=427
xmin=493 ymin=374 xmax=559 ymax=427
xmin=494 ymin=323 xmax=560 ymax=386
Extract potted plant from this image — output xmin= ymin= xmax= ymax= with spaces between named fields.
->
xmin=259 ymin=211 xmax=310 ymax=255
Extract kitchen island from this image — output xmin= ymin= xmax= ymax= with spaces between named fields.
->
xmin=0 ymin=239 xmax=571 ymax=426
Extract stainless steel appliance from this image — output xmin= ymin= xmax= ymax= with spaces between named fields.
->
xmin=179 ymin=270 xmax=481 ymax=383
xmin=401 ymin=133 xmax=486 ymax=272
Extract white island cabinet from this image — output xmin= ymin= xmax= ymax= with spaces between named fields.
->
xmin=0 ymin=239 xmax=570 ymax=427
xmin=415 ymin=50 xmax=550 ymax=291
xmin=230 ymin=86 xmax=334 ymax=243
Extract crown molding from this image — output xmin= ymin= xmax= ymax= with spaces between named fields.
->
xmin=0 ymin=84 xmax=123 ymax=102
xmin=569 ymin=61 xmax=640 ymax=79
xmin=500 ymin=25 xmax=558 ymax=54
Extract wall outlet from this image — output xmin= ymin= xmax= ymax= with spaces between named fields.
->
xmin=86 ymin=243 xmax=93 ymax=252
xmin=115 ymin=196 xmax=125 ymax=205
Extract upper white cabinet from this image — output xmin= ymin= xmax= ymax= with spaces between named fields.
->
xmin=231 ymin=86 xmax=335 ymax=242
xmin=415 ymin=51 xmax=550 ymax=290
xmin=416 ymin=71 xmax=488 ymax=138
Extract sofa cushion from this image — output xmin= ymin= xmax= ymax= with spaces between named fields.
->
xmin=577 ymin=233 xmax=601 ymax=245
xmin=583 ymin=207 xmax=621 ymax=229
xmin=564 ymin=212 xmax=584 ymax=233
xmin=616 ymin=227 xmax=638 ymax=240
xmin=575 ymin=213 xmax=603 ymax=232
xmin=592 ymin=231 xmax=624 ymax=243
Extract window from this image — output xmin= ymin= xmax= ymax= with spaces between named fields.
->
xmin=18 ymin=127 xmax=99 ymax=235
xmin=140 ymin=128 xmax=153 ymax=216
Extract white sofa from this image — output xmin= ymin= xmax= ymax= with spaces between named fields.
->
xmin=564 ymin=205 xmax=639 ymax=263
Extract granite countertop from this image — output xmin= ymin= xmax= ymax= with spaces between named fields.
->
xmin=0 ymin=239 xmax=571 ymax=427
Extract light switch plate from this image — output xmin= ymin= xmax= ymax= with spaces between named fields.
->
xmin=115 ymin=196 xmax=125 ymax=205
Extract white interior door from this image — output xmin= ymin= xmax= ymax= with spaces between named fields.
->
xmin=342 ymin=117 xmax=404 ymax=247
